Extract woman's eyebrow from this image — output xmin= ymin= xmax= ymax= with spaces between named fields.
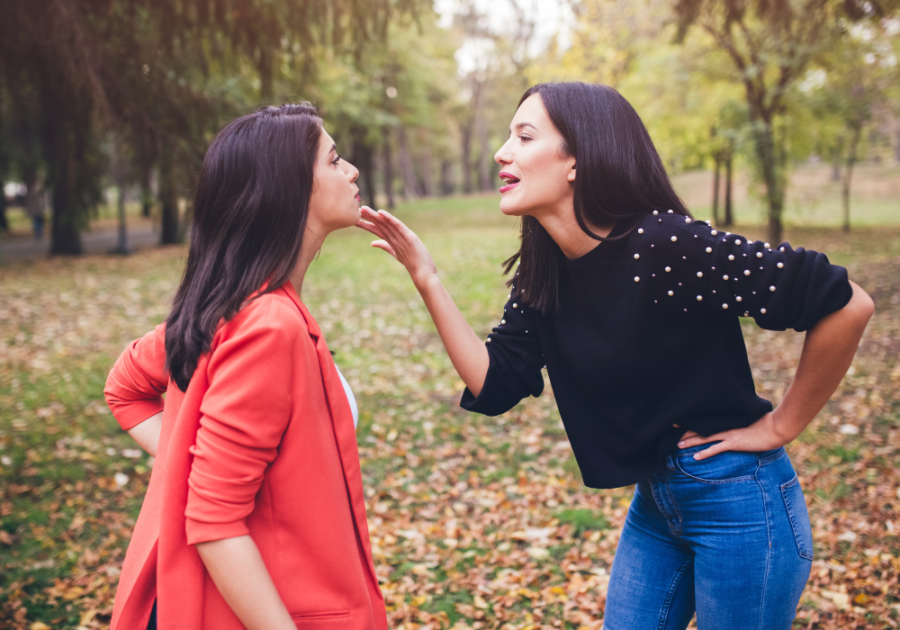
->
xmin=330 ymin=144 xmax=337 ymax=155
xmin=514 ymin=122 xmax=537 ymax=132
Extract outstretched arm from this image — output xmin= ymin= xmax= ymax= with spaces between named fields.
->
xmin=358 ymin=207 xmax=489 ymax=396
xmin=678 ymin=280 xmax=874 ymax=459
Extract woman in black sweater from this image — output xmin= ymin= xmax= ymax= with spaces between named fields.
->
xmin=358 ymin=82 xmax=873 ymax=630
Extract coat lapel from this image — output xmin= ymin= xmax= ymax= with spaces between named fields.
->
xmin=281 ymin=282 xmax=384 ymax=604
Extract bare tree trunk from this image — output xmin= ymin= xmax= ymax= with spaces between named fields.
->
xmin=440 ymin=159 xmax=453 ymax=196
xmin=112 ymin=140 xmax=130 ymax=254
xmin=419 ymin=132 xmax=434 ymax=197
xmin=0 ymin=180 xmax=7 ymax=232
xmin=141 ymin=162 xmax=153 ymax=218
xmin=711 ymin=156 xmax=721 ymax=226
xmin=724 ymin=152 xmax=734 ymax=227
xmin=460 ymin=122 xmax=473 ymax=194
xmin=49 ymin=137 xmax=83 ymax=255
xmin=752 ymin=119 xmax=786 ymax=245
xmin=381 ymin=127 xmax=396 ymax=210
xmin=842 ymin=123 xmax=863 ymax=233
xmin=159 ymin=139 xmax=180 ymax=245
xmin=396 ymin=126 xmax=419 ymax=200
xmin=478 ymin=119 xmax=492 ymax=192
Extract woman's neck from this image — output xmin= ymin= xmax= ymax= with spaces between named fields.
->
xmin=289 ymin=227 xmax=328 ymax=297
xmin=535 ymin=206 xmax=614 ymax=260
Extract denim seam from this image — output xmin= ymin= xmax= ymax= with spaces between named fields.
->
xmin=757 ymin=447 xmax=786 ymax=467
xmin=663 ymin=473 xmax=685 ymax=539
xmin=754 ymin=465 xmax=772 ymax=630
xmin=671 ymin=458 xmax=756 ymax=485
xmin=657 ymin=556 xmax=694 ymax=630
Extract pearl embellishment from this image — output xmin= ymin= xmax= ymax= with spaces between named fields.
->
xmin=696 ymin=271 xmax=703 ymax=278
xmin=638 ymin=228 xmax=644 ymax=234
xmin=653 ymin=210 xmax=659 ymax=215
xmin=723 ymin=275 xmax=729 ymax=280
xmin=722 ymin=303 xmax=728 ymax=309
xmin=743 ymin=270 xmax=751 ymax=276
xmin=671 ymin=236 xmax=678 ymax=242
xmin=711 ymin=230 xmax=718 ymax=235
xmin=665 ymin=266 xmax=672 ymax=272
xmin=501 ymin=319 xmax=506 ymax=325
xmin=634 ymin=253 xmax=640 ymax=259
xmin=634 ymin=276 xmax=640 ymax=282
xmin=668 ymin=290 xmax=674 ymax=296
xmin=513 ymin=303 xmax=518 ymax=308
xmin=769 ymin=286 xmax=776 ymax=292
xmin=777 ymin=262 xmax=783 ymax=268
xmin=756 ymin=252 xmax=763 ymax=258
xmin=760 ymin=308 xmax=767 ymax=314
xmin=734 ymin=239 xmax=742 ymax=245
xmin=728 ymin=254 xmax=735 ymax=260
xmin=706 ymin=247 xmax=712 ymax=253
xmin=685 ymin=216 xmax=691 ymax=222
xmin=736 ymin=296 xmax=742 ymax=302
xmin=696 ymin=295 xmax=703 ymax=301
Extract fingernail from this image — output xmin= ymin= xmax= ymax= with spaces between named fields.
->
xmin=678 ymin=441 xmax=685 ymax=447
xmin=693 ymin=454 xmax=700 ymax=460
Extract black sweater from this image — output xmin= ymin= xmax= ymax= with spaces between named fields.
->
xmin=460 ymin=212 xmax=852 ymax=489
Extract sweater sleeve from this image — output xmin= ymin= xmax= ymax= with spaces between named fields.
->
xmin=104 ymin=324 xmax=168 ymax=431
xmin=184 ymin=306 xmax=297 ymax=545
xmin=460 ymin=291 xmax=545 ymax=416
xmin=641 ymin=214 xmax=852 ymax=332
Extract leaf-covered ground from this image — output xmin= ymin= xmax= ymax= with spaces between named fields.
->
xmin=1 ymin=199 xmax=899 ymax=629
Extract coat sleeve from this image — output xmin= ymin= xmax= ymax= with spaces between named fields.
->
xmin=184 ymin=304 xmax=300 ymax=545
xmin=643 ymin=216 xmax=852 ymax=332
xmin=460 ymin=292 xmax=545 ymax=417
xmin=104 ymin=324 xmax=168 ymax=431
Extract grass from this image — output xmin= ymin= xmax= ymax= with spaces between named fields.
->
xmin=1 ymin=193 xmax=899 ymax=629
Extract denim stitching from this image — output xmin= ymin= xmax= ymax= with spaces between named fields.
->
xmin=781 ymin=475 xmax=814 ymax=561
xmin=754 ymin=463 xmax=771 ymax=630
xmin=756 ymin=447 xmax=786 ymax=467
xmin=671 ymin=457 xmax=756 ymax=485
xmin=657 ymin=556 xmax=694 ymax=630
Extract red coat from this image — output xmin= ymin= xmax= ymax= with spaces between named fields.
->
xmin=104 ymin=282 xmax=387 ymax=630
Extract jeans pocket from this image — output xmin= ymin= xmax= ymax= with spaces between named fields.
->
xmin=780 ymin=474 xmax=814 ymax=560
xmin=673 ymin=446 xmax=759 ymax=483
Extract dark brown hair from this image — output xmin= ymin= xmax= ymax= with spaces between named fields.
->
xmin=165 ymin=103 xmax=322 ymax=391
xmin=504 ymin=82 xmax=689 ymax=314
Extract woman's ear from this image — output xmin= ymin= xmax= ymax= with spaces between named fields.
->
xmin=567 ymin=162 xmax=576 ymax=182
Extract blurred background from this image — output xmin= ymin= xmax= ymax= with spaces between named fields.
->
xmin=0 ymin=0 xmax=898 ymax=258
xmin=2 ymin=2 xmax=900 ymax=630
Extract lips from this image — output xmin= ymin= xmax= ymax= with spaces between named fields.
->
xmin=499 ymin=171 xmax=520 ymax=194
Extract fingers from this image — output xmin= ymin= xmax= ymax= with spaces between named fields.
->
xmin=691 ymin=439 xmax=730 ymax=460
xmin=370 ymin=240 xmax=397 ymax=258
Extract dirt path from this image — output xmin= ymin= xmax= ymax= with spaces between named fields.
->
xmin=0 ymin=223 xmax=161 ymax=262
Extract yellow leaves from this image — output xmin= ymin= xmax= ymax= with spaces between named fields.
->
xmin=30 ymin=623 xmax=51 ymax=630
xmin=853 ymin=593 xmax=869 ymax=605
xmin=79 ymin=608 xmax=99 ymax=625
xmin=821 ymin=590 xmax=850 ymax=610
xmin=473 ymin=594 xmax=489 ymax=609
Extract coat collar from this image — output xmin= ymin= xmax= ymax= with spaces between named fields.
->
xmin=279 ymin=280 xmax=383 ymax=604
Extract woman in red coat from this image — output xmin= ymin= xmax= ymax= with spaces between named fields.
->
xmin=104 ymin=103 xmax=387 ymax=630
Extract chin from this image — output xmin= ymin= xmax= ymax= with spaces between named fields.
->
xmin=499 ymin=198 xmax=527 ymax=217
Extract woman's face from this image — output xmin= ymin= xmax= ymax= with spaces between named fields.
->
xmin=307 ymin=128 xmax=361 ymax=234
xmin=494 ymin=93 xmax=576 ymax=218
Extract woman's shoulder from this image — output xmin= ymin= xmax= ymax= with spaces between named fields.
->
xmin=216 ymin=286 xmax=308 ymax=343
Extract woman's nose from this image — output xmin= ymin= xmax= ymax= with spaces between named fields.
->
xmin=346 ymin=162 xmax=360 ymax=183
xmin=495 ymin=140 xmax=512 ymax=166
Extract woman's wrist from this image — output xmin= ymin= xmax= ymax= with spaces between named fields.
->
xmin=769 ymin=408 xmax=803 ymax=445
xmin=413 ymin=271 xmax=442 ymax=295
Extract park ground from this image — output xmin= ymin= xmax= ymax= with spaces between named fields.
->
xmin=1 ymin=164 xmax=899 ymax=629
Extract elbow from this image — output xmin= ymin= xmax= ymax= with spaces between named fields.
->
xmin=847 ymin=282 xmax=875 ymax=326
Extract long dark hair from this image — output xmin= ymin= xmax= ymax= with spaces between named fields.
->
xmin=503 ymin=82 xmax=689 ymax=314
xmin=165 ymin=103 xmax=322 ymax=391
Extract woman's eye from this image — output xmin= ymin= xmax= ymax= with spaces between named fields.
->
xmin=332 ymin=155 xmax=342 ymax=165
xmin=518 ymin=135 xmax=531 ymax=143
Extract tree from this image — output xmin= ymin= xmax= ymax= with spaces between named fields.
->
xmin=672 ymin=0 xmax=900 ymax=244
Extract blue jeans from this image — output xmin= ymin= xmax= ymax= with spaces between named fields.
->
xmin=604 ymin=443 xmax=813 ymax=630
